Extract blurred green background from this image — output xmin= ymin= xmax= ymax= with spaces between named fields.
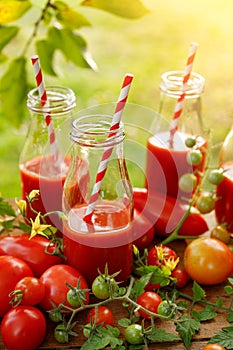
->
xmin=1 ymin=0 xmax=233 ymax=198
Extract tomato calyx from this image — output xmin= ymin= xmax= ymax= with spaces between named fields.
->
xmin=9 ymin=289 xmax=24 ymax=307
xmin=66 ymin=278 xmax=90 ymax=308
xmin=54 ymin=321 xmax=78 ymax=344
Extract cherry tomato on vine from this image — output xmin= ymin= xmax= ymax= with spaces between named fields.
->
xmin=185 ymin=136 xmax=196 ymax=148
xmin=66 ymin=288 xmax=83 ymax=307
xmin=179 ymin=173 xmax=197 ymax=193
xmin=171 ymin=267 xmax=189 ymax=288
xmin=1 ymin=305 xmax=46 ymax=350
xmin=187 ymin=149 xmax=203 ymax=166
xmin=210 ymin=225 xmax=230 ymax=244
xmin=147 ymin=245 xmax=177 ymax=267
xmin=202 ymin=344 xmax=226 ymax=350
xmin=87 ymin=306 xmax=114 ymax=327
xmin=54 ymin=324 xmax=69 ymax=344
xmin=39 ymin=264 xmax=89 ymax=311
xmin=207 ymin=168 xmax=224 ymax=185
xmin=136 ymin=291 xmax=162 ymax=319
xmin=10 ymin=276 xmax=45 ymax=307
xmin=157 ymin=300 xmax=174 ymax=318
xmin=0 ymin=255 xmax=33 ymax=317
xmin=196 ymin=193 xmax=215 ymax=214
xmin=92 ymin=275 xmax=117 ymax=300
xmin=125 ymin=324 xmax=144 ymax=345
xmin=184 ymin=237 xmax=233 ymax=285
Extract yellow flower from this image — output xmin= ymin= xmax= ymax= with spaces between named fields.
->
xmin=164 ymin=256 xmax=180 ymax=272
xmin=15 ymin=198 xmax=27 ymax=216
xmin=28 ymin=190 xmax=40 ymax=201
xmin=30 ymin=213 xmax=51 ymax=239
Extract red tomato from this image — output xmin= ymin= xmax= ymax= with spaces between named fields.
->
xmin=0 ymin=255 xmax=33 ymax=317
xmin=132 ymin=208 xmax=154 ymax=250
xmin=39 ymin=264 xmax=89 ymax=311
xmin=87 ymin=306 xmax=114 ymax=327
xmin=133 ymin=188 xmax=208 ymax=237
xmin=0 ymin=234 xmax=63 ymax=277
xmin=1 ymin=305 xmax=46 ymax=350
xmin=136 ymin=291 xmax=162 ymax=319
xmin=11 ymin=276 xmax=45 ymax=306
xmin=147 ymin=245 xmax=177 ymax=267
xmin=184 ymin=237 xmax=233 ymax=285
xmin=171 ymin=267 xmax=189 ymax=288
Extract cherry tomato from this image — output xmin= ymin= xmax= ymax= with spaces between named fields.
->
xmin=196 ymin=193 xmax=215 ymax=214
xmin=185 ymin=136 xmax=196 ymax=148
xmin=39 ymin=264 xmax=89 ymax=311
xmin=157 ymin=300 xmax=173 ymax=318
xmin=210 ymin=225 xmax=230 ymax=244
xmin=10 ymin=276 xmax=45 ymax=306
xmin=0 ymin=255 xmax=33 ymax=317
xmin=87 ymin=306 xmax=114 ymax=327
xmin=1 ymin=305 xmax=46 ymax=350
xmin=179 ymin=173 xmax=197 ymax=193
xmin=136 ymin=291 xmax=162 ymax=319
xmin=54 ymin=324 xmax=69 ymax=344
xmin=171 ymin=267 xmax=189 ymax=288
xmin=92 ymin=275 xmax=117 ymax=300
xmin=132 ymin=208 xmax=154 ymax=250
xmin=184 ymin=237 xmax=233 ymax=285
xmin=125 ymin=324 xmax=144 ymax=345
xmin=202 ymin=344 xmax=226 ymax=350
xmin=147 ymin=245 xmax=177 ymax=267
xmin=187 ymin=149 xmax=203 ymax=166
xmin=207 ymin=168 xmax=224 ymax=185
xmin=0 ymin=234 xmax=62 ymax=277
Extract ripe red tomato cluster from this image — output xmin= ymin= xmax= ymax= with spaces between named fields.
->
xmin=0 ymin=234 xmax=90 ymax=350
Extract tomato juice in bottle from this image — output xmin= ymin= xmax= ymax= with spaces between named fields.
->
xmin=63 ymin=201 xmax=133 ymax=285
xmin=145 ymin=131 xmax=207 ymax=198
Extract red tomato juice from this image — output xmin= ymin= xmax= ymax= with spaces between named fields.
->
xmin=20 ymin=155 xmax=70 ymax=235
xmin=63 ymin=201 xmax=133 ymax=285
xmin=145 ymin=131 xmax=207 ymax=198
xmin=215 ymin=163 xmax=233 ymax=232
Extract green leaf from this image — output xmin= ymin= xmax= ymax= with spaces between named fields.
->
xmin=227 ymin=311 xmax=233 ymax=323
xmin=224 ymin=285 xmax=233 ymax=295
xmin=35 ymin=39 xmax=56 ymax=76
xmin=0 ymin=197 xmax=16 ymax=217
xmin=147 ymin=327 xmax=180 ymax=343
xmin=18 ymin=221 xmax=31 ymax=233
xmin=118 ymin=318 xmax=131 ymax=328
xmin=0 ymin=26 xmax=19 ymax=52
xmin=0 ymin=0 xmax=31 ymax=24
xmin=81 ymin=0 xmax=149 ymax=19
xmin=176 ymin=316 xmax=200 ymax=350
xmin=48 ymin=27 xmax=98 ymax=71
xmin=81 ymin=325 xmax=123 ymax=350
xmin=130 ymin=272 xmax=152 ymax=299
xmin=0 ymin=56 xmax=28 ymax=126
xmin=216 ymin=297 xmax=223 ymax=308
xmin=227 ymin=277 xmax=233 ymax=285
xmin=193 ymin=305 xmax=217 ymax=322
xmin=54 ymin=1 xmax=91 ymax=29
xmin=208 ymin=326 xmax=233 ymax=349
xmin=192 ymin=281 xmax=206 ymax=302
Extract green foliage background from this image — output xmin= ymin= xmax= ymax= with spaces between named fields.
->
xmin=1 ymin=0 xmax=233 ymax=198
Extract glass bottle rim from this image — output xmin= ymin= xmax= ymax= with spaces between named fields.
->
xmin=160 ymin=70 xmax=205 ymax=98
xmin=27 ymin=86 xmax=76 ymax=114
xmin=70 ymin=114 xmax=125 ymax=147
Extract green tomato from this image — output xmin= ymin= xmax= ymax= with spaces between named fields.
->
xmin=186 ymin=149 xmax=203 ymax=166
xmin=54 ymin=324 xmax=69 ymax=344
xmin=185 ymin=136 xmax=196 ymax=148
xmin=196 ymin=193 xmax=215 ymax=214
xmin=67 ymin=289 xmax=81 ymax=307
xmin=157 ymin=300 xmax=173 ymax=318
xmin=92 ymin=275 xmax=116 ymax=300
xmin=125 ymin=324 xmax=144 ymax=345
xmin=210 ymin=225 xmax=230 ymax=244
xmin=179 ymin=173 xmax=197 ymax=192
xmin=49 ymin=309 xmax=63 ymax=323
xmin=207 ymin=168 xmax=224 ymax=185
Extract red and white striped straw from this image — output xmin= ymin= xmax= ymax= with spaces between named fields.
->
xmin=31 ymin=55 xmax=59 ymax=161
xmin=83 ymin=73 xmax=134 ymax=223
xmin=169 ymin=42 xmax=198 ymax=142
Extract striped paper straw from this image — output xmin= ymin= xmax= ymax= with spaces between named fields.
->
xmin=169 ymin=42 xmax=198 ymax=145
xmin=31 ymin=55 xmax=59 ymax=161
xmin=83 ymin=73 xmax=134 ymax=223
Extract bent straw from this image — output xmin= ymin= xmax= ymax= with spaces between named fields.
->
xmin=169 ymin=42 xmax=198 ymax=146
xmin=83 ymin=73 xmax=134 ymax=223
xmin=31 ymin=55 xmax=59 ymax=161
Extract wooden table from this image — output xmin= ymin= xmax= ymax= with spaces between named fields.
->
xmin=0 ymin=213 xmax=232 ymax=350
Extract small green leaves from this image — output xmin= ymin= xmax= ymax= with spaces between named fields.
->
xmin=192 ymin=281 xmax=206 ymax=302
xmin=35 ymin=40 xmax=56 ymax=76
xmin=81 ymin=0 xmax=149 ymax=19
xmin=0 ymin=0 xmax=31 ymax=24
xmin=54 ymin=1 xmax=91 ymax=30
xmin=208 ymin=326 xmax=233 ymax=349
xmin=0 ymin=25 xmax=19 ymax=60
xmin=176 ymin=315 xmax=200 ymax=350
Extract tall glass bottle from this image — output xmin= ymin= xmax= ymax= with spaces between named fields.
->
xmin=19 ymin=86 xmax=76 ymax=235
xmin=62 ymin=114 xmax=134 ymax=285
xmin=145 ymin=70 xmax=207 ymax=200
xmin=215 ymin=125 xmax=233 ymax=232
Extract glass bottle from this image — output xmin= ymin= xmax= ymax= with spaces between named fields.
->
xmin=62 ymin=114 xmax=134 ymax=285
xmin=19 ymin=86 xmax=76 ymax=235
xmin=215 ymin=126 xmax=233 ymax=232
xmin=145 ymin=70 xmax=207 ymax=200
